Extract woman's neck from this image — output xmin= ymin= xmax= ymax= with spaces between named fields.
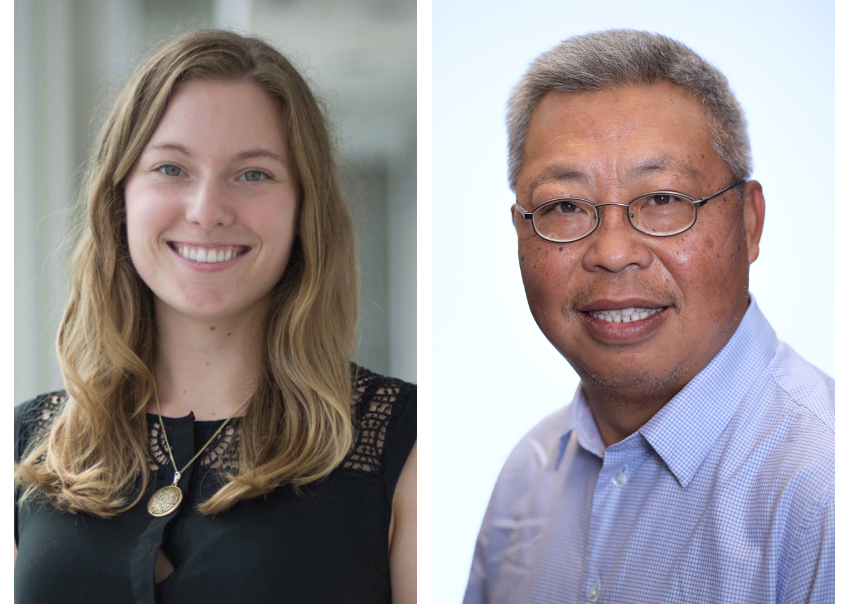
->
xmin=149 ymin=301 xmax=267 ymax=421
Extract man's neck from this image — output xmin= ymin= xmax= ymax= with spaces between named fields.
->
xmin=580 ymin=377 xmax=688 ymax=446
xmin=577 ymin=296 xmax=753 ymax=446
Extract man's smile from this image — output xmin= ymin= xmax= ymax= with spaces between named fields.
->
xmin=586 ymin=307 xmax=664 ymax=323
xmin=575 ymin=297 xmax=672 ymax=343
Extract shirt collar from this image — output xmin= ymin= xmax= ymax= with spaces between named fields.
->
xmin=555 ymin=387 xmax=601 ymax=468
xmin=559 ymin=296 xmax=778 ymax=486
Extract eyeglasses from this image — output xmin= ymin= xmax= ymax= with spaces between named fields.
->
xmin=515 ymin=180 xmax=744 ymax=243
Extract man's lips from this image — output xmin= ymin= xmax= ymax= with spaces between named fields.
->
xmin=577 ymin=298 xmax=671 ymax=327
xmin=579 ymin=298 xmax=669 ymax=313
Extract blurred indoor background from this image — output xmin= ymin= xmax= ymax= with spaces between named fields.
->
xmin=15 ymin=0 xmax=417 ymax=403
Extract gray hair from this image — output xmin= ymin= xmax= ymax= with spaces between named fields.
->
xmin=506 ymin=30 xmax=751 ymax=191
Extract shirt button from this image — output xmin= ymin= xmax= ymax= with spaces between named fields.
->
xmin=611 ymin=469 xmax=628 ymax=486
xmin=587 ymin=584 xmax=600 ymax=601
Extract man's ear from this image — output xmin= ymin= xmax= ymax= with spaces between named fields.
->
xmin=511 ymin=204 xmax=520 ymax=230
xmin=741 ymin=180 xmax=765 ymax=264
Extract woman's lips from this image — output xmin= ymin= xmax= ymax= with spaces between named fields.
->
xmin=168 ymin=242 xmax=250 ymax=265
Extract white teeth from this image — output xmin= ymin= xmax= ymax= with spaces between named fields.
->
xmin=588 ymin=307 xmax=664 ymax=323
xmin=176 ymin=245 xmax=243 ymax=264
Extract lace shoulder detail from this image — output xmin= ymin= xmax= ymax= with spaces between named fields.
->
xmin=17 ymin=369 xmax=416 ymax=483
xmin=341 ymin=366 xmax=416 ymax=478
xmin=12 ymin=391 xmax=213 ymax=474
xmin=15 ymin=391 xmax=67 ymax=461
xmin=148 ymin=418 xmax=242 ymax=474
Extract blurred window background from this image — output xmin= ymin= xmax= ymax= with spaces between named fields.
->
xmin=15 ymin=0 xmax=417 ymax=402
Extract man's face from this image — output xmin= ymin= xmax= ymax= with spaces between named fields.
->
xmin=513 ymin=82 xmax=763 ymax=402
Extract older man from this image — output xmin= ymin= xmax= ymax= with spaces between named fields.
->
xmin=463 ymin=30 xmax=833 ymax=604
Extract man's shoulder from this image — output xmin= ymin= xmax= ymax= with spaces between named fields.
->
xmin=767 ymin=341 xmax=834 ymax=430
xmin=720 ymin=341 xmax=834 ymax=515
xmin=496 ymin=404 xmax=573 ymax=483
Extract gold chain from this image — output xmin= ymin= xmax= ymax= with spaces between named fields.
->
xmin=153 ymin=384 xmax=253 ymax=486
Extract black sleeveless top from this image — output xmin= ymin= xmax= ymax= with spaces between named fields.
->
xmin=14 ymin=368 xmax=416 ymax=604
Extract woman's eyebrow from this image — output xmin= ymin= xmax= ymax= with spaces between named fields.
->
xmin=145 ymin=141 xmax=193 ymax=157
xmin=231 ymin=148 xmax=287 ymax=164
xmin=144 ymin=142 xmax=286 ymax=165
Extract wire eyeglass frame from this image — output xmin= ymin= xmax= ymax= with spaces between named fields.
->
xmin=515 ymin=180 xmax=744 ymax=243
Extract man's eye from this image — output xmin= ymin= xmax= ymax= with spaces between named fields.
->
xmin=550 ymin=201 xmax=585 ymax=214
xmin=157 ymin=164 xmax=183 ymax=177
xmin=644 ymin=194 xmax=680 ymax=206
xmin=240 ymin=170 xmax=269 ymax=182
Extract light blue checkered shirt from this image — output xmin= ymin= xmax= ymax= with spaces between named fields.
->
xmin=464 ymin=298 xmax=834 ymax=604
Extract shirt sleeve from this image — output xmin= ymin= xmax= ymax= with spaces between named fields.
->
xmin=462 ymin=505 xmax=490 ymax=604
xmin=782 ymin=489 xmax=834 ymax=604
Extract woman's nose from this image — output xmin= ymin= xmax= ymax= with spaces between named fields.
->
xmin=184 ymin=180 xmax=236 ymax=229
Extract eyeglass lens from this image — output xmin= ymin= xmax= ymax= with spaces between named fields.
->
xmin=533 ymin=193 xmax=696 ymax=242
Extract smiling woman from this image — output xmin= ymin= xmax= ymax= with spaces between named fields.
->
xmin=124 ymin=79 xmax=299 ymax=323
xmin=13 ymin=30 xmax=416 ymax=604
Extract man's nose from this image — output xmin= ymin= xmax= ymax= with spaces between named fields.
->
xmin=581 ymin=203 xmax=653 ymax=273
xmin=185 ymin=179 xmax=236 ymax=229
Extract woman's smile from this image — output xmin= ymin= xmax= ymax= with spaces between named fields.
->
xmin=168 ymin=242 xmax=252 ymax=269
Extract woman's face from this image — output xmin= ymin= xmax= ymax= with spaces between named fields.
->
xmin=124 ymin=78 xmax=299 ymax=324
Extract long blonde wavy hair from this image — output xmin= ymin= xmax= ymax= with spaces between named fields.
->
xmin=15 ymin=30 xmax=358 ymax=516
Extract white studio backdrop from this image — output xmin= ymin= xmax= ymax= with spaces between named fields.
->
xmin=432 ymin=0 xmax=833 ymax=601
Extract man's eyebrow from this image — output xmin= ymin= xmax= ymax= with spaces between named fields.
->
xmin=144 ymin=142 xmax=287 ymax=165
xmin=527 ymin=155 xmax=703 ymax=196
xmin=528 ymin=165 xmax=592 ymax=194
xmin=624 ymin=155 xmax=702 ymax=181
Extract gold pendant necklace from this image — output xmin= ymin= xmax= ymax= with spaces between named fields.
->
xmin=147 ymin=387 xmax=252 ymax=518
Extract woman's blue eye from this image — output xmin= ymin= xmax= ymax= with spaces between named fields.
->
xmin=158 ymin=164 xmax=182 ymax=177
xmin=241 ymin=170 xmax=268 ymax=182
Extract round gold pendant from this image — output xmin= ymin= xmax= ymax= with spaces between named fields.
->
xmin=147 ymin=485 xmax=184 ymax=517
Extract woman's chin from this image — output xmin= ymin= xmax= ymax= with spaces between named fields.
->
xmin=154 ymin=292 xmax=272 ymax=326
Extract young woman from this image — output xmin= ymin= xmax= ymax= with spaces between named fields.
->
xmin=14 ymin=30 xmax=416 ymax=603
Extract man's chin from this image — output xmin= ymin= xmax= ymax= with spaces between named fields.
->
xmin=574 ymin=362 xmax=689 ymax=409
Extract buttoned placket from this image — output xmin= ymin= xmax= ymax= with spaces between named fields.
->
xmin=579 ymin=438 xmax=649 ymax=603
